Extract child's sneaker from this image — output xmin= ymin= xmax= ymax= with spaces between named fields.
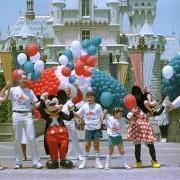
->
xmin=124 ymin=162 xmax=131 ymax=170
xmin=79 ymin=158 xmax=87 ymax=169
xmin=134 ymin=161 xmax=144 ymax=168
xmin=151 ymin=160 xmax=160 ymax=168
xmin=95 ymin=158 xmax=103 ymax=169
xmin=104 ymin=163 xmax=109 ymax=170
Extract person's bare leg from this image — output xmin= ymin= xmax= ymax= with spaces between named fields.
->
xmin=21 ymin=144 xmax=27 ymax=161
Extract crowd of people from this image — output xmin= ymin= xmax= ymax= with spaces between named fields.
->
xmin=0 ymin=73 xmax=179 ymax=170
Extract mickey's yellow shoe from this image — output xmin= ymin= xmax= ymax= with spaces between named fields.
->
xmin=134 ymin=161 xmax=144 ymax=168
xmin=151 ymin=160 xmax=160 ymax=168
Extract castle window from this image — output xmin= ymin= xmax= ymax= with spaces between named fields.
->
xmin=82 ymin=0 xmax=90 ymax=17
xmin=81 ymin=30 xmax=91 ymax=41
xmin=141 ymin=3 xmax=145 ymax=6
xmin=135 ymin=2 xmax=138 ymax=6
xmin=148 ymin=3 xmax=151 ymax=6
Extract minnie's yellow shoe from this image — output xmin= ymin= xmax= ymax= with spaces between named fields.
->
xmin=151 ymin=160 xmax=160 ymax=168
xmin=134 ymin=161 xmax=144 ymax=168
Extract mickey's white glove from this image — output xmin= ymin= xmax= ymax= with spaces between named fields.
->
xmin=162 ymin=96 xmax=169 ymax=107
xmin=127 ymin=112 xmax=133 ymax=119
xmin=40 ymin=92 xmax=49 ymax=101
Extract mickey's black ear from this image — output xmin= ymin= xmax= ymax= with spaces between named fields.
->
xmin=131 ymin=86 xmax=142 ymax=102
xmin=57 ymin=90 xmax=68 ymax=105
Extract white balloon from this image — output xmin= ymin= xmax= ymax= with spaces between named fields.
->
xmin=162 ymin=65 xmax=174 ymax=79
xmin=59 ymin=55 xmax=69 ymax=65
xmin=17 ymin=53 xmax=27 ymax=65
xmin=70 ymin=40 xmax=82 ymax=58
xmin=30 ymin=52 xmax=40 ymax=63
xmin=76 ymin=76 xmax=87 ymax=86
xmin=34 ymin=60 xmax=44 ymax=72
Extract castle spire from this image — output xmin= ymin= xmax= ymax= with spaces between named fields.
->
xmin=25 ymin=0 xmax=35 ymax=21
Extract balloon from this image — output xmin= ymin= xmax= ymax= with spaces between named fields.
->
xmin=75 ymin=61 xmax=84 ymax=76
xmin=91 ymin=35 xmax=102 ymax=47
xmin=162 ymin=65 xmax=174 ymax=79
xmin=26 ymin=43 xmax=39 ymax=56
xmin=30 ymin=52 xmax=40 ymax=63
xmin=70 ymin=40 xmax=82 ymax=58
xmin=86 ymin=56 xmax=97 ymax=67
xmin=63 ymin=49 xmax=73 ymax=61
xmin=76 ymin=76 xmax=87 ymax=86
xmin=100 ymin=92 xmax=114 ymax=107
xmin=87 ymin=45 xmax=97 ymax=55
xmin=82 ymin=39 xmax=91 ymax=49
xmin=12 ymin=69 xmax=23 ymax=81
xmin=32 ymin=70 xmax=41 ymax=80
xmin=23 ymin=61 xmax=34 ymax=74
xmin=61 ymin=66 xmax=71 ymax=77
xmin=82 ymin=67 xmax=92 ymax=77
xmin=59 ymin=55 xmax=69 ymax=65
xmin=67 ymin=61 xmax=74 ymax=70
xmin=17 ymin=53 xmax=27 ymax=65
xmin=124 ymin=94 xmax=137 ymax=110
xmin=69 ymin=75 xmax=77 ymax=84
xmin=34 ymin=60 xmax=44 ymax=72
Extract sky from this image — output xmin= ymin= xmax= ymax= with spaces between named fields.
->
xmin=0 ymin=0 xmax=180 ymax=36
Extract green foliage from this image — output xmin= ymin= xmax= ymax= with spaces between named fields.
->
xmin=0 ymin=73 xmax=12 ymax=123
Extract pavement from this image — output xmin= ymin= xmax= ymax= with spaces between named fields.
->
xmin=0 ymin=131 xmax=180 ymax=180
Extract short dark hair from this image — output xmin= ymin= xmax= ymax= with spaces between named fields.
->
xmin=86 ymin=91 xmax=95 ymax=97
xmin=112 ymin=107 xmax=123 ymax=115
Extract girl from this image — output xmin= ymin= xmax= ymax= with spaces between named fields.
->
xmin=101 ymin=108 xmax=130 ymax=169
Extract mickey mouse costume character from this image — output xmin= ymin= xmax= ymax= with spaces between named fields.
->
xmin=126 ymin=86 xmax=170 ymax=168
xmin=39 ymin=90 xmax=74 ymax=169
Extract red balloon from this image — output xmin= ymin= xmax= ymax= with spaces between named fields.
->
xmin=75 ymin=61 xmax=84 ymax=76
xmin=26 ymin=43 xmax=39 ymax=56
xmin=80 ymin=54 xmax=89 ymax=63
xmin=82 ymin=67 xmax=92 ymax=77
xmin=124 ymin=94 xmax=137 ymax=110
xmin=85 ymin=56 xmax=97 ymax=67
xmin=61 ymin=66 xmax=71 ymax=77
xmin=12 ymin=70 xmax=20 ymax=81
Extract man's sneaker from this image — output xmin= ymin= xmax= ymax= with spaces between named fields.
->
xmin=79 ymin=159 xmax=87 ymax=169
xmin=14 ymin=164 xmax=23 ymax=169
xmin=104 ymin=163 xmax=109 ymax=170
xmin=151 ymin=160 xmax=160 ymax=168
xmin=134 ymin=161 xmax=144 ymax=168
xmin=124 ymin=163 xmax=131 ymax=170
xmin=33 ymin=162 xmax=43 ymax=169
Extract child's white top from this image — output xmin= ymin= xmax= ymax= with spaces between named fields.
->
xmin=76 ymin=102 xmax=102 ymax=130
xmin=104 ymin=115 xmax=126 ymax=137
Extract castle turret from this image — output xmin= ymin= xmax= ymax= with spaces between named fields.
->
xmin=52 ymin=0 xmax=65 ymax=25
xmin=128 ymin=0 xmax=157 ymax=34
xmin=25 ymin=0 xmax=35 ymax=21
xmin=107 ymin=0 xmax=119 ymax=25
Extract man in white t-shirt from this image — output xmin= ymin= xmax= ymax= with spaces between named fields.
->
xmin=75 ymin=91 xmax=103 ymax=169
xmin=9 ymin=74 xmax=42 ymax=169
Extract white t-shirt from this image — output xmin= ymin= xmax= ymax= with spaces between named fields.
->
xmin=104 ymin=115 xmax=127 ymax=137
xmin=77 ymin=102 xmax=102 ymax=130
xmin=10 ymin=86 xmax=38 ymax=111
xmin=172 ymin=96 xmax=180 ymax=108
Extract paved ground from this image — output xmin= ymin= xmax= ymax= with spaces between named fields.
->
xmin=0 ymin=131 xmax=180 ymax=180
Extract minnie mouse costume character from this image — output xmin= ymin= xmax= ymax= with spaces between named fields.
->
xmin=39 ymin=90 xmax=74 ymax=169
xmin=126 ymin=86 xmax=169 ymax=168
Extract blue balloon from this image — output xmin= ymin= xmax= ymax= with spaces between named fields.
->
xmin=63 ymin=49 xmax=73 ymax=61
xmin=92 ymin=35 xmax=102 ymax=47
xmin=82 ymin=39 xmax=91 ymax=49
xmin=100 ymin=92 xmax=114 ymax=107
xmin=69 ymin=75 xmax=77 ymax=84
xmin=67 ymin=62 xmax=74 ymax=70
xmin=32 ymin=70 xmax=41 ymax=80
xmin=87 ymin=45 xmax=97 ymax=55
xmin=23 ymin=61 xmax=34 ymax=74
